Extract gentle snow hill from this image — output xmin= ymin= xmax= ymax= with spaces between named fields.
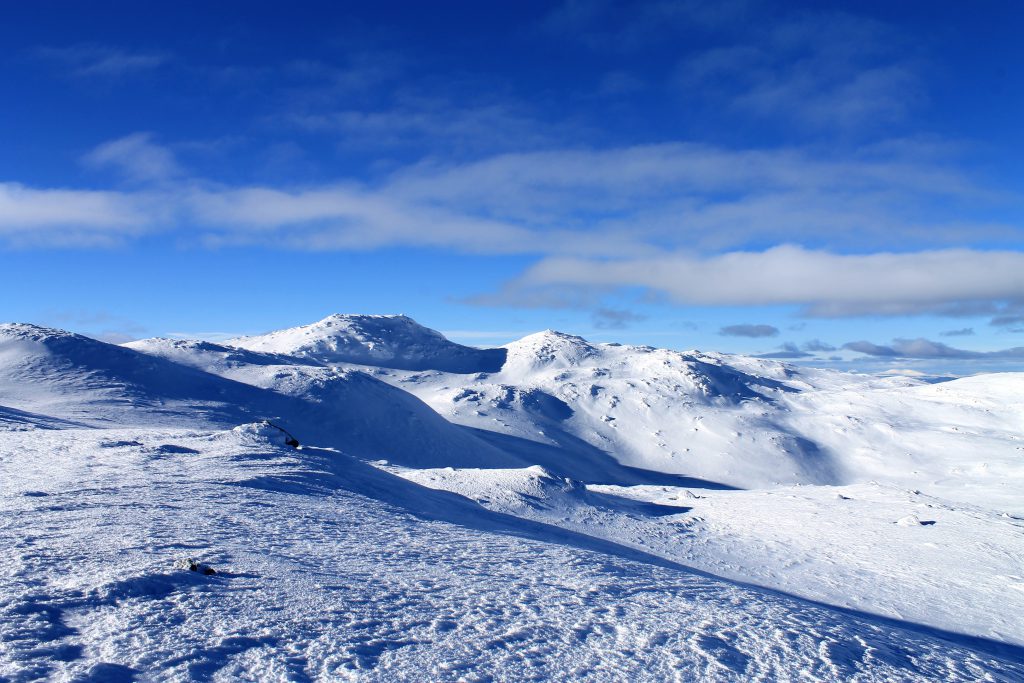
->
xmin=6 ymin=315 xmax=1024 ymax=676
xmin=779 ymin=371 xmax=1024 ymax=510
xmin=0 ymin=323 xmax=279 ymax=428
xmin=389 ymin=330 xmax=872 ymax=490
xmin=228 ymin=313 xmax=507 ymax=373
xmin=1 ymin=323 xmax=520 ymax=469
xmin=127 ymin=320 xmax=1024 ymax=508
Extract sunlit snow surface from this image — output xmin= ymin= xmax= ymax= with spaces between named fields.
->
xmin=2 ymin=316 xmax=1024 ymax=681
xmin=4 ymin=429 xmax=1022 ymax=682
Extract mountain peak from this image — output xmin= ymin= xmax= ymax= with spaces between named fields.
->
xmin=0 ymin=322 xmax=80 ymax=343
xmin=503 ymin=329 xmax=599 ymax=371
xmin=311 ymin=313 xmax=444 ymax=341
xmin=320 ymin=312 xmax=415 ymax=324
xmin=228 ymin=313 xmax=505 ymax=373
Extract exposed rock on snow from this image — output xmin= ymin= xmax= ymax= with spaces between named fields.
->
xmin=173 ymin=557 xmax=217 ymax=575
xmin=896 ymin=514 xmax=933 ymax=526
xmin=233 ymin=420 xmax=300 ymax=448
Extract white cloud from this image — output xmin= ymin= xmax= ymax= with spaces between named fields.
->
xmin=5 ymin=140 xmax=1001 ymax=253
xmin=674 ymin=11 xmax=923 ymax=129
xmin=186 ymin=185 xmax=540 ymax=253
xmin=507 ymin=246 xmax=1024 ymax=317
xmin=33 ymin=44 xmax=169 ymax=78
xmin=843 ymin=337 xmax=1024 ymax=360
xmin=83 ymin=133 xmax=183 ymax=182
xmin=720 ymin=324 xmax=779 ymax=338
xmin=0 ymin=183 xmax=153 ymax=246
xmin=2 ymin=140 xmax=1022 ymax=318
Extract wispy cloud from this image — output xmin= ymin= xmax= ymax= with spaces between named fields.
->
xmin=544 ymin=2 xmax=922 ymax=131
xmin=592 ymin=308 xmax=648 ymax=329
xmin=720 ymin=324 xmax=779 ymax=338
xmin=756 ymin=342 xmax=811 ymax=359
xmin=802 ymin=339 xmax=836 ymax=352
xmin=283 ymin=97 xmax=560 ymax=155
xmin=756 ymin=338 xmax=838 ymax=358
xmin=675 ymin=11 xmax=922 ymax=129
xmin=32 ymin=43 xmax=169 ymax=78
xmin=990 ymin=313 xmax=1024 ymax=332
xmin=506 ymin=246 xmax=1024 ymax=317
xmin=843 ymin=338 xmax=1024 ymax=360
xmin=2 ymin=138 xmax=1022 ymax=318
xmin=83 ymin=133 xmax=183 ymax=183
xmin=0 ymin=183 xmax=154 ymax=247
xmin=7 ymin=139 xmax=999 ymax=252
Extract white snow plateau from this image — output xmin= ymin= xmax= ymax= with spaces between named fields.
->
xmin=2 ymin=313 xmax=1023 ymax=681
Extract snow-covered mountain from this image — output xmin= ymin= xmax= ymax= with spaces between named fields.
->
xmin=375 ymin=328 xmax=1023 ymax=508
xmin=3 ymin=314 xmax=1023 ymax=681
xmin=0 ymin=323 xmax=514 ymax=468
xmin=227 ymin=313 xmax=507 ymax=373
xmin=0 ymin=322 xmax=275 ymax=428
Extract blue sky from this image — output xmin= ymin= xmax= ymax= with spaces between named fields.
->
xmin=2 ymin=0 xmax=1023 ymax=374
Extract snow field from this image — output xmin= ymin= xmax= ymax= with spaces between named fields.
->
xmin=2 ymin=428 xmax=1022 ymax=681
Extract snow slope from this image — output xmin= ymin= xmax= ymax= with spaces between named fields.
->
xmin=780 ymin=372 xmax=1024 ymax=509
xmin=0 ymin=323 xmax=277 ymax=428
xmin=387 ymin=464 xmax=1024 ymax=647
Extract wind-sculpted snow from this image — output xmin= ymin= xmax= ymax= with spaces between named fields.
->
xmin=228 ymin=313 xmax=507 ymax=373
xmin=2 ymin=428 xmax=1022 ymax=681
xmin=0 ymin=403 xmax=87 ymax=430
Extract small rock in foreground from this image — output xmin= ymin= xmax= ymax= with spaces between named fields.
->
xmin=174 ymin=557 xmax=217 ymax=575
